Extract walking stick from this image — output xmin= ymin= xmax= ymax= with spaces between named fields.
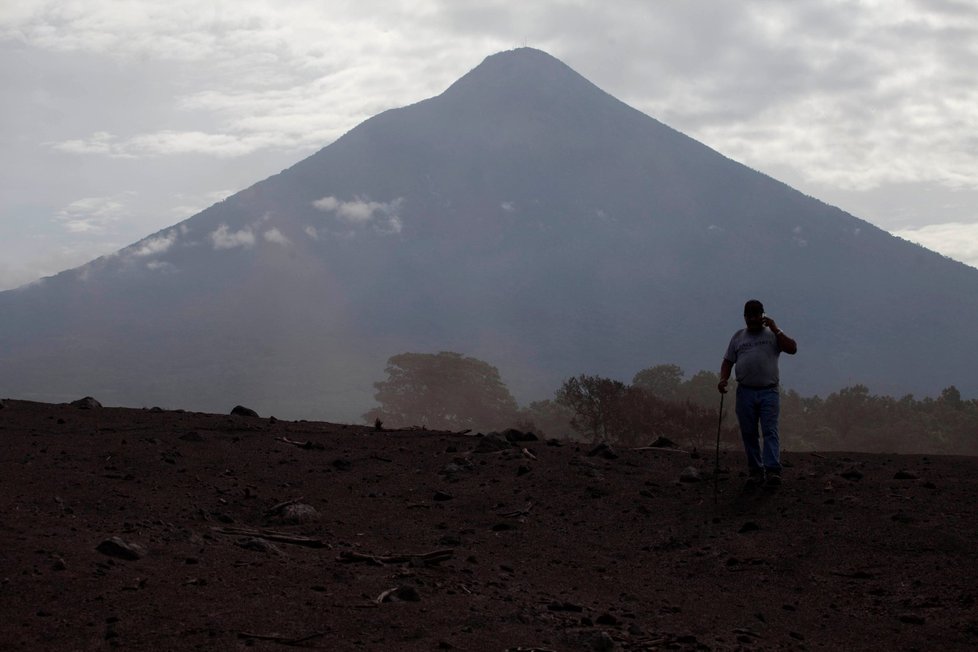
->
xmin=714 ymin=392 xmax=724 ymax=505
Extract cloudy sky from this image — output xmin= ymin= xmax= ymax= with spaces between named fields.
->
xmin=2 ymin=0 xmax=977 ymax=290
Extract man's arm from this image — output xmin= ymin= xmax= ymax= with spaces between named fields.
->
xmin=717 ymin=358 xmax=734 ymax=393
xmin=763 ymin=317 xmax=798 ymax=355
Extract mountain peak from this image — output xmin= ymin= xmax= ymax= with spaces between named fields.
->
xmin=442 ymin=47 xmax=603 ymax=104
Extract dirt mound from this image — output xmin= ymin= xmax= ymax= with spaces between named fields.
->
xmin=1 ymin=399 xmax=976 ymax=650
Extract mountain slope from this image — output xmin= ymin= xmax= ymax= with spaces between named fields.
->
xmin=1 ymin=48 xmax=976 ymax=420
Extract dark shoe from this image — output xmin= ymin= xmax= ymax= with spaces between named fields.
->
xmin=743 ymin=470 xmax=764 ymax=491
xmin=764 ymin=472 xmax=782 ymax=489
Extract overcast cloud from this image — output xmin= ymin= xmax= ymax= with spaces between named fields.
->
xmin=2 ymin=0 xmax=977 ymax=289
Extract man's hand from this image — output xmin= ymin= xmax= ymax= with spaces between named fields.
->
xmin=762 ymin=316 xmax=778 ymax=333
xmin=717 ymin=378 xmax=729 ymax=394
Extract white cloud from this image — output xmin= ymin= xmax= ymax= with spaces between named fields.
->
xmin=53 ymin=130 xmax=287 ymax=159
xmin=313 ymin=195 xmax=404 ymax=234
xmin=146 ymin=260 xmax=175 ymax=272
xmin=894 ymin=221 xmax=978 ymax=269
xmin=54 ymin=193 xmax=134 ymax=233
xmin=131 ymin=230 xmax=177 ymax=257
xmin=262 ymin=227 xmax=290 ymax=245
xmin=210 ymin=224 xmax=255 ymax=249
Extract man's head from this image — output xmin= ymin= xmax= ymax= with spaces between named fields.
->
xmin=744 ymin=299 xmax=765 ymax=332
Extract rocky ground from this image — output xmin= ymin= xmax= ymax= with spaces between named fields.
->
xmin=1 ymin=398 xmax=976 ymax=651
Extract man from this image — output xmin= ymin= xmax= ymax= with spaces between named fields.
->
xmin=717 ymin=299 xmax=797 ymax=489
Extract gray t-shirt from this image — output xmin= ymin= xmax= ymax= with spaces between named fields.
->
xmin=724 ymin=328 xmax=781 ymax=388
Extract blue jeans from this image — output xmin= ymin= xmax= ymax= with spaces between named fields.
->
xmin=735 ymin=386 xmax=782 ymax=473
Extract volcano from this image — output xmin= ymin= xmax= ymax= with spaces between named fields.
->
xmin=2 ymin=48 xmax=976 ymax=420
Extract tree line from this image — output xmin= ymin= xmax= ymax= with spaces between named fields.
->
xmin=363 ymin=352 xmax=978 ymax=455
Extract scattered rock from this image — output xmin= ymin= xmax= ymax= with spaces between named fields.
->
xmin=503 ymin=428 xmax=538 ymax=443
xmin=583 ymin=630 xmax=615 ymax=651
xmin=236 ymin=537 xmax=283 ymax=555
xmin=547 ymin=601 xmax=584 ymax=612
xmin=649 ymin=436 xmax=677 ymax=448
xmin=585 ymin=485 xmax=610 ymax=499
xmin=899 ymin=613 xmax=925 ymax=625
xmin=0 ymin=399 xmax=6 ymax=410
xmin=739 ymin=522 xmax=761 ymax=534
xmin=96 ymin=537 xmax=146 ymax=560
xmin=840 ymin=468 xmax=864 ymax=481
xmin=679 ymin=466 xmax=702 ymax=483
xmin=70 ymin=396 xmax=102 ymax=410
xmin=587 ymin=442 xmax=619 ymax=459
xmin=379 ymin=585 xmax=421 ymax=603
xmin=894 ymin=470 xmax=919 ymax=480
xmin=332 ymin=458 xmax=352 ymax=471
xmin=595 ymin=613 xmax=618 ymax=626
xmin=277 ymin=503 xmax=320 ymax=524
xmin=474 ymin=433 xmax=512 ymax=453
xmin=433 ymin=491 xmax=454 ymax=501
xmin=230 ymin=405 xmax=259 ymax=417
xmin=179 ymin=431 xmax=204 ymax=442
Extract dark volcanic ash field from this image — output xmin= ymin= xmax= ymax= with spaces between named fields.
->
xmin=1 ymin=398 xmax=976 ymax=650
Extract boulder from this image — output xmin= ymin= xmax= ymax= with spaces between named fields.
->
xmin=230 ymin=405 xmax=259 ymax=417
xmin=70 ymin=396 xmax=102 ymax=409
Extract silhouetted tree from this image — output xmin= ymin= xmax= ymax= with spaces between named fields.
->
xmin=632 ymin=363 xmax=684 ymax=400
xmin=363 ymin=352 xmax=518 ymax=431
xmin=555 ymin=374 xmax=628 ymax=442
xmin=516 ymin=399 xmax=576 ymax=439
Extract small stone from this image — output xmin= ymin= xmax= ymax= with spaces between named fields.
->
xmin=433 ymin=491 xmax=453 ymax=501
xmin=679 ymin=466 xmax=702 ymax=482
xmin=332 ymin=458 xmax=352 ymax=471
xmin=179 ymin=432 xmax=204 ymax=442
xmin=503 ymin=428 xmax=538 ymax=442
xmin=236 ymin=537 xmax=283 ymax=555
xmin=894 ymin=470 xmax=919 ymax=480
xmin=474 ymin=433 xmax=512 ymax=453
xmin=899 ymin=613 xmax=925 ymax=625
xmin=649 ymin=436 xmax=677 ymax=448
xmin=738 ymin=521 xmax=761 ymax=534
xmin=230 ymin=405 xmax=259 ymax=417
xmin=381 ymin=585 xmax=420 ymax=602
xmin=279 ymin=503 xmax=319 ymax=524
xmin=547 ymin=601 xmax=583 ymax=612
xmin=96 ymin=537 xmax=146 ymax=561
xmin=840 ymin=468 xmax=863 ymax=481
xmin=586 ymin=631 xmax=615 ymax=651
xmin=595 ymin=613 xmax=618 ymax=625
xmin=587 ymin=442 xmax=618 ymax=459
